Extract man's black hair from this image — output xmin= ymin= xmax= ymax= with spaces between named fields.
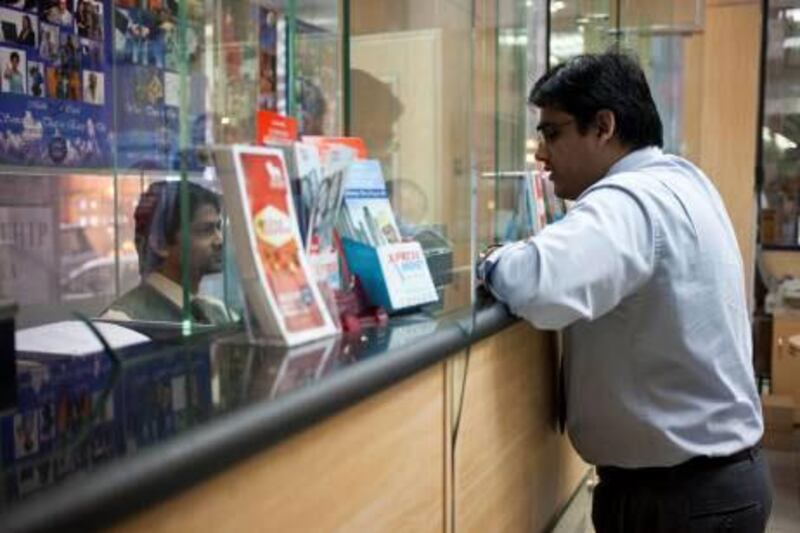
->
xmin=133 ymin=181 xmax=220 ymax=273
xmin=135 ymin=180 xmax=220 ymax=244
xmin=162 ymin=181 xmax=220 ymax=245
xmin=529 ymin=52 xmax=663 ymax=149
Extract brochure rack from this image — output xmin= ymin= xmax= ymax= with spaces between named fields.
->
xmin=341 ymin=238 xmax=438 ymax=314
xmin=215 ymin=145 xmax=338 ymax=346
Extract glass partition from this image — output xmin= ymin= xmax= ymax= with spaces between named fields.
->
xmin=547 ymin=1 xmax=703 ymax=158
xmin=0 ymin=0 xmax=712 ymax=348
xmin=478 ymin=0 xmax=706 ymax=261
xmin=2 ymin=0 xmax=349 ymax=341
xmin=7 ymin=0 xmax=549 ymax=348
xmin=476 ymin=0 xmax=615 ymax=253
xmin=549 ymin=0 xmax=614 ymax=65
xmin=474 ymin=0 xmax=547 ymax=250
xmin=615 ymin=1 xmax=704 ymax=157
xmin=348 ymin=0 xmax=476 ymax=315
xmin=760 ymin=1 xmax=800 ymax=248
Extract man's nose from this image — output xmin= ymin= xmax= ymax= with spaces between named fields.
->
xmin=534 ymin=142 xmax=549 ymax=166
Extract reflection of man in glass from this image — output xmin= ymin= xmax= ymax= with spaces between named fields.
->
xmin=3 ymin=52 xmax=24 ymax=94
xmin=102 ymin=181 xmax=230 ymax=324
xmin=351 ymin=69 xmax=403 ymax=168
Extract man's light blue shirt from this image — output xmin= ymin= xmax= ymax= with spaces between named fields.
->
xmin=482 ymin=147 xmax=763 ymax=467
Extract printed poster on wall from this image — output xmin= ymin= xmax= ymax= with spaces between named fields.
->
xmin=112 ymin=0 xmax=206 ymax=171
xmin=0 ymin=1 xmax=206 ymax=171
xmin=0 ymin=0 xmax=112 ymax=168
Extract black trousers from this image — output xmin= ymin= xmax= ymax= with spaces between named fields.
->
xmin=592 ymin=447 xmax=773 ymax=533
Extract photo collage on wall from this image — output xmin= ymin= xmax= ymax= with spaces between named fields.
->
xmin=112 ymin=0 xmax=206 ymax=171
xmin=257 ymin=5 xmax=278 ymax=112
xmin=0 ymin=0 xmax=111 ymax=168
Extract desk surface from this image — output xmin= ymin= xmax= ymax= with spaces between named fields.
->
xmin=0 ymin=302 xmax=514 ymax=532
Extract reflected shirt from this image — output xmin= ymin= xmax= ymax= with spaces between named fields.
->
xmin=102 ymin=272 xmax=231 ymax=325
xmin=481 ymin=147 xmax=762 ymax=468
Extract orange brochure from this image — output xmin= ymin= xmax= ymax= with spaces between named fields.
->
xmin=216 ymin=145 xmax=338 ymax=345
xmin=256 ymin=111 xmax=299 ymax=144
xmin=301 ymin=136 xmax=368 ymax=162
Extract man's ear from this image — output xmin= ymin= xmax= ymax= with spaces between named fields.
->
xmin=594 ymin=109 xmax=616 ymax=144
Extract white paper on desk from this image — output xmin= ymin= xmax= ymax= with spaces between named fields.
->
xmin=16 ymin=321 xmax=150 ymax=356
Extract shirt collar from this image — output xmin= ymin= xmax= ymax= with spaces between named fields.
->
xmin=145 ymin=272 xmax=193 ymax=309
xmin=605 ymin=146 xmax=664 ymax=177
xmin=577 ymin=146 xmax=664 ymax=202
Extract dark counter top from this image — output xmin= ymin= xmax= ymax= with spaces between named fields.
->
xmin=0 ymin=301 xmax=515 ymax=532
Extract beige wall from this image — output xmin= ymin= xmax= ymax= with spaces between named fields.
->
xmin=688 ymin=0 xmax=762 ymax=304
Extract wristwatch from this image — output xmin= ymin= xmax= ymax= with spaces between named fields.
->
xmin=476 ymin=243 xmax=505 ymax=282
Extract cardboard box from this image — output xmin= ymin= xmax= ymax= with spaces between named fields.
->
xmin=761 ymin=394 xmax=796 ymax=430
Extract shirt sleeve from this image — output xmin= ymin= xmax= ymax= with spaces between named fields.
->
xmin=485 ymin=185 xmax=656 ymax=330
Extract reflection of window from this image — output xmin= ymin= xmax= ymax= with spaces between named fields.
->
xmin=59 ymin=225 xmax=91 ymax=255
xmin=61 ymin=254 xmax=140 ymax=300
xmin=759 ymin=4 xmax=800 ymax=247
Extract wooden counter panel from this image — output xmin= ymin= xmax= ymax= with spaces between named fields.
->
xmin=113 ymin=364 xmax=446 ymax=533
xmin=453 ymin=323 xmax=587 ymax=532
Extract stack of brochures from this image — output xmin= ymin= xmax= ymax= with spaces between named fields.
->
xmin=215 ymin=145 xmax=338 ymax=346
xmin=335 ymin=160 xmax=438 ymax=313
xmin=252 ymin=114 xmax=436 ymax=317
xmin=337 ymin=160 xmax=402 ymax=246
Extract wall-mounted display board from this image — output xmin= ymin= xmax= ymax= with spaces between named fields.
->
xmin=0 ymin=0 xmax=206 ymax=171
xmin=0 ymin=0 xmax=112 ymax=168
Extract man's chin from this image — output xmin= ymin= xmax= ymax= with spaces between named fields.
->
xmin=552 ymin=182 xmax=577 ymax=201
xmin=551 ymin=181 xmax=566 ymax=200
xmin=206 ymin=259 xmax=224 ymax=274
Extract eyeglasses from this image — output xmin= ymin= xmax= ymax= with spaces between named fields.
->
xmin=536 ymin=119 xmax=574 ymax=144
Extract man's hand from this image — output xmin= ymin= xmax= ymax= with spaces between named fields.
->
xmin=476 ymin=243 xmax=505 ymax=302
xmin=476 ymin=243 xmax=504 ymax=282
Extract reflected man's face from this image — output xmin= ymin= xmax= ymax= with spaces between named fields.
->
xmin=187 ymin=204 xmax=224 ymax=276
xmin=164 ymin=203 xmax=224 ymax=282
